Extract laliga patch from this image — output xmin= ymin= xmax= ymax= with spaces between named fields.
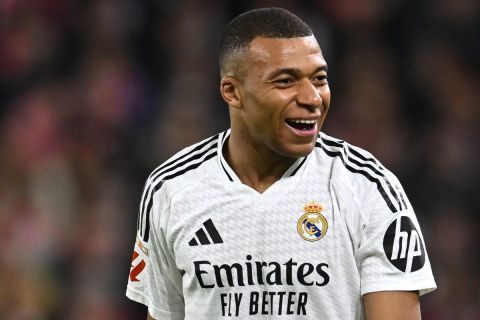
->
xmin=130 ymin=250 xmax=146 ymax=282
xmin=297 ymin=202 xmax=328 ymax=242
xmin=129 ymin=237 xmax=148 ymax=282
xmin=383 ymin=216 xmax=425 ymax=272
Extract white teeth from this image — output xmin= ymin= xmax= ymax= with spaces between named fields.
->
xmin=290 ymin=119 xmax=316 ymax=124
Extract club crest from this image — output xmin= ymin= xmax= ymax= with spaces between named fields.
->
xmin=297 ymin=201 xmax=328 ymax=242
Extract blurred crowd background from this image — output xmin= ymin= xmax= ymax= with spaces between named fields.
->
xmin=1 ymin=0 xmax=479 ymax=319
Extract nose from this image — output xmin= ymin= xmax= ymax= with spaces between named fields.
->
xmin=296 ymin=79 xmax=322 ymax=110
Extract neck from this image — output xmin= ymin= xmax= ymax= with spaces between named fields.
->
xmin=224 ymin=131 xmax=297 ymax=193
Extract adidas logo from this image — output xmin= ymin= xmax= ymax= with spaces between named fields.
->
xmin=188 ymin=219 xmax=224 ymax=246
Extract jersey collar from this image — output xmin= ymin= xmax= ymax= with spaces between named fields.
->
xmin=217 ymin=129 xmax=308 ymax=182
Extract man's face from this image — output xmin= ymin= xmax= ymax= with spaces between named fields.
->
xmin=236 ymin=35 xmax=330 ymax=158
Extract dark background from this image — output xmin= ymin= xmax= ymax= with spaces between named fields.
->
xmin=1 ymin=0 xmax=479 ymax=319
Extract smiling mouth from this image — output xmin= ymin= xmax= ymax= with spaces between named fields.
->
xmin=285 ymin=119 xmax=317 ymax=132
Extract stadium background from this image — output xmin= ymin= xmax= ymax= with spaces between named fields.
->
xmin=0 ymin=0 xmax=478 ymax=319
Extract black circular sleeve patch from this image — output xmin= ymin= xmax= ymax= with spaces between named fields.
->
xmin=383 ymin=216 xmax=425 ymax=272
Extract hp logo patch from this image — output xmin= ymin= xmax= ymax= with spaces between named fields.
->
xmin=383 ymin=216 xmax=425 ymax=273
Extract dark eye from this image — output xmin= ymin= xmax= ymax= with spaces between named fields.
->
xmin=274 ymin=78 xmax=294 ymax=86
xmin=313 ymin=75 xmax=328 ymax=85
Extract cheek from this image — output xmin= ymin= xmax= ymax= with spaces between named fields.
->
xmin=242 ymin=88 xmax=291 ymax=132
xmin=250 ymin=94 xmax=284 ymax=120
xmin=321 ymin=87 xmax=331 ymax=112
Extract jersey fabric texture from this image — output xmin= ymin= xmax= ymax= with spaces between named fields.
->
xmin=126 ymin=130 xmax=436 ymax=320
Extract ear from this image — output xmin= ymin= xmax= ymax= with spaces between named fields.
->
xmin=220 ymin=76 xmax=242 ymax=109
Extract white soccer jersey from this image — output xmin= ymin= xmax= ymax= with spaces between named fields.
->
xmin=126 ymin=130 xmax=436 ymax=320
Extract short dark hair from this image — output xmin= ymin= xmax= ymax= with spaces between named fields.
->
xmin=219 ymin=7 xmax=313 ymax=76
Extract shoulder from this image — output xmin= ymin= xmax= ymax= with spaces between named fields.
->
xmin=144 ymin=132 xmax=223 ymax=193
xmin=137 ymin=132 xmax=223 ymax=242
xmin=316 ymin=132 xmax=381 ymax=168
xmin=315 ymin=132 xmax=407 ymax=213
xmin=315 ymin=132 xmax=388 ymax=180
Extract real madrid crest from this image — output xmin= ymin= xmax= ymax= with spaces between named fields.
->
xmin=297 ymin=201 xmax=328 ymax=242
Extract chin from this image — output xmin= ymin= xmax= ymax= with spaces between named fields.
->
xmin=280 ymin=142 xmax=316 ymax=158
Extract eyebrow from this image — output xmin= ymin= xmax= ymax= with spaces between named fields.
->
xmin=267 ymin=65 xmax=328 ymax=78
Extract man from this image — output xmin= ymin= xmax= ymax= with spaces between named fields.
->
xmin=127 ymin=7 xmax=436 ymax=319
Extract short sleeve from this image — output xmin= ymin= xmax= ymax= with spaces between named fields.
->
xmin=357 ymin=173 xmax=437 ymax=296
xmin=126 ymin=184 xmax=185 ymax=320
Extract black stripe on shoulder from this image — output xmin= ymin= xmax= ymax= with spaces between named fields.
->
xmin=399 ymin=191 xmax=408 ymax=208
xmin=316 ymin=142 xmax=398 ymax=213
xmin=322 ymin=136 xmax=379 ymax=166
xmin=149 ymin=134 xmax=219 ymax=178
xmin=347 ymin=145 xmax=403 ymax=211
xmin=149 ymin=142 xmax=218 ymax=184
xmin=320 ymin=136 xmax=387 ymax=177
xmin=161 ymin=151 xmax=217 ymax=182
xmin=320 ymin=136 xmax=344 ymax=148
xmin=348 ymin=146 xmax=381 ymax=166
xmin=141 ymin=150 xmax=217 ymax=242
xmin=139 ymin=138 xmax=218 ymax=232
xmin=138 ymin=134 xmax=219 ymax=241
xmin=319 ymin=135 xmax=405 ymax=211
xmin=142 ymin=179 xmax=165 ymax=243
